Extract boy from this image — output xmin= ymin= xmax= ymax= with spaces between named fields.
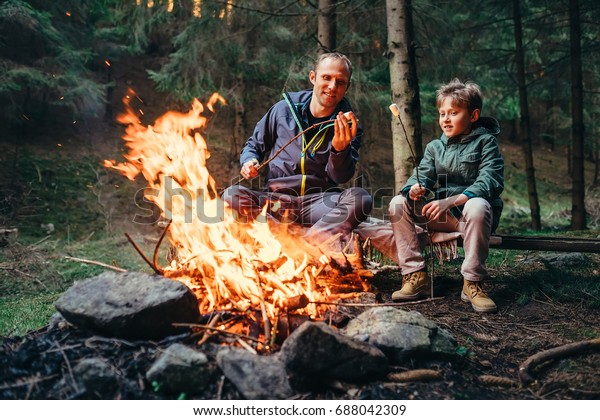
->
xmin=389 ymin=78 xmax=504 ymax=313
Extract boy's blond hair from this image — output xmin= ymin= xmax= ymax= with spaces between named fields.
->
xmin=436 ymin=78 xmax=483 ymax=113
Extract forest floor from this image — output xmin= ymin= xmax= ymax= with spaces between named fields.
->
xmin=1 ymin=55 xmax=599 ymax=401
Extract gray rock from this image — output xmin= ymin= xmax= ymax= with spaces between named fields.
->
xmin=539 ymin=252 xmax=588 ymax=269
xmin=73 ymin=357 xmax=118 ymax=398
xmin=280 ymin=321 xmax=389 ymax=384
xmin=344 ymin=306 xmax=456 ymax=363
xmin=146 ymin=343 xmax=211 ymax=395
xmin=217 ymin=347 xmax=293 ymax=399
xmin=54 ymin=271 xmax=200 ymax=339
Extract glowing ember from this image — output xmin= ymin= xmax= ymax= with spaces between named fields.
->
xmin=104 ymin=89 xmax=329 ymax=317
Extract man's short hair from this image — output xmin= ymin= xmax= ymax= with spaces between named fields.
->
xmin=313 ymin=52 xmax=353 ymax=79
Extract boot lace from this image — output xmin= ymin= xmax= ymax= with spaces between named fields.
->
xmin=403 ymin=272 xmax=420 ymax=287
xmin=466 ymin=281 xmax=487 ymax=298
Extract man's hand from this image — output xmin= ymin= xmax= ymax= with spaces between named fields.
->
xmin=240 ymin=158 xmax=259 ymax=179
xmin=331 ymin=111 xmax=358 ymax=151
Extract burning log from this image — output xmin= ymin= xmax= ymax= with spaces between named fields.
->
xmin=281 ymin=294 xmax=310 ymax=311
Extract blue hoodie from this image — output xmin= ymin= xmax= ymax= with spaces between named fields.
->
xmin=239 ymin=89 xmax=364 ymax=196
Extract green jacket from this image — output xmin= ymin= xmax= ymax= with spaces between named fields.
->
xmin=402 ymin=116 xmax=504 ymax=230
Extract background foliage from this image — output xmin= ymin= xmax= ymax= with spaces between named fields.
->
xmin=1 ymin=0 xmax=600 ymax=337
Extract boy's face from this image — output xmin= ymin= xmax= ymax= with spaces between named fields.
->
xmin=438 ymin=97 xmax=479 ymax=138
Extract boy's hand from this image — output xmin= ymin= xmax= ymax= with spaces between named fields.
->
xmin=422 ymin=198 xmax=452 ymax=221
xmin=408 ymin=183 xmax=427 ymax=201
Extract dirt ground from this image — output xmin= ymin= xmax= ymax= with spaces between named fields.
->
xmin=1 ymin=260 xmax=599 ymax=400
xmin=1 ymin=55 xmax=599 ymax=401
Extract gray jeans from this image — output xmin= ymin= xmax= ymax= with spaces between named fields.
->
xmin=222 ymin=185 xmax=372 ymax=248
xmin=356 ymin=196 xmax=493 ymax=281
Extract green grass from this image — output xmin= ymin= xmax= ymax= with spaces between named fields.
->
xmin=0 ymin=144 xmax=169 ymax=338
xmin=0 ymin=294 xmax=61 ymax=337
xmin=0 ymin=234 xmax=159 ymax=338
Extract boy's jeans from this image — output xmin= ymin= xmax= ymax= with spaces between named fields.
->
xmin=389 ymin=195 xmax=493 ymax=281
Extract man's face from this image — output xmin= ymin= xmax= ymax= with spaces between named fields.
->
xmin=438 ymin=97 xmax=479 ymax=138
xmin=309 ymin=58 xmax=351 ymax=111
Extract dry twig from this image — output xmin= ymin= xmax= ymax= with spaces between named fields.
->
xmin=519 ymin=337 xmax=600 ymax=385
xmin=64 ymin=256 xmax=127 ymax=273
xmin=310 ymin=296 xmax=445 ymax=308
xmin=124 ymin=233 xmax=162 ymax=274
xmin=175 ymin=322 xmax=262 ymax=344
xmin=153 ymin=219 xmax=171 ymax=273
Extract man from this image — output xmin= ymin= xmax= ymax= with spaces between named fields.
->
xmin=222 ymin=52 xmax=372 ymax=255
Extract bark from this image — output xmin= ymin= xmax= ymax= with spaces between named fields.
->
xmin=317 ymin=0 xmax=336 ymax=53
xmin=231 ymin=76 xmax=246 ymax=169
xmin=569 ymin=0 xmax=586 ymax=230
xmin=512 ymin=0 xmax=541 ymax=231
xmin=385 ymin=0 xmax=422 ymax=191
xmin=594 ymin=139 xmax=599 ymax=186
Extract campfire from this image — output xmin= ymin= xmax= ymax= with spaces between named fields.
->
xmin=103 ymin=90 xmax=369 ymax=343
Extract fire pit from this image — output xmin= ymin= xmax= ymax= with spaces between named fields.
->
xmin=103 ymin=90 xmax=373 ymax=349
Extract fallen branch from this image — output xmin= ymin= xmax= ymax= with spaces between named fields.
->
xmin=153 ymin=219 xmax=171 ymax=273
xmin=0 ymin=374 xmax=59 ymax=391
xmin=64 ymin=256 xmax=127 ymax=273
xmin=124 ymin=233 xmax=162 ymax=275
xmin=519 ymin=337 xmax=600 ymax=385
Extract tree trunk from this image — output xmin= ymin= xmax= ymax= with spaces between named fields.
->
xmin=317 ymin=0 xmax=336 ymax=53
xmin=231 ymin=76 xmax=246 ymax=170
xmin=385 ymin=0 xmax=423 ymax=191
xmin=513 ymin=0 xmax=541 ymax=231
xmin=569 ymin=0 xmax=586 ymax=230
xmin=594 ymin=139 xmax=599 ymax=187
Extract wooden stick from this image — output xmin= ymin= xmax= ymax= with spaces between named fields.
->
xmin=64 ymin=256 xmax=127 ymax=273
xmin=153 ymin=219 xmax=172 ymax=273
xmin=255 ymin=276 xmax=271 ymax=348
xmin=124 ymin=232 xmax=162 ymax=274
xmin=519 ymin=337 xmax=600 ymax=385
xmin=54 ymin=340 xmax=80 ymax=394
xmin=233 ymin=120 xmax=333 ymax=186
xmin=310 ymin=296 xmax=445 ymax=307
xmin=174 ymin=322 xmax=262 ymax=344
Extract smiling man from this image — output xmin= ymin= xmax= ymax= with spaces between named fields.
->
xmin=222 ymin=52 xmax=372 ymax=257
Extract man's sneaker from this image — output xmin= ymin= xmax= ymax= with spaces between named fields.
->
xmin=391 ymin=270 xmax=431 ymax=301
xmin=461 ymin=279 xmax=497 ymax=313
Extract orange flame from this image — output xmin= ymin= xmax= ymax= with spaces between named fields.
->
xmin=105 ymin=89 xmax=327 ymax=317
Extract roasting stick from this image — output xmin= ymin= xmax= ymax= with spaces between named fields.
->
xmin=233 ymin=112 xmax=356 ymax=186
xmin=389 ymin=103 xmax=435 ymax=299
xmin=389 ymin=103 xmax=420 ymax=186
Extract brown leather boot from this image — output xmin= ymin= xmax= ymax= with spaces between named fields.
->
xmin=391 ymin=270 xmax=431 ymax=301
xmin=461 ymin=279 xmax=497 ymax=313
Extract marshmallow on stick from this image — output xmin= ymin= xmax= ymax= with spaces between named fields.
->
xmin=389 ymin=103 xmax=400 ymax=116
